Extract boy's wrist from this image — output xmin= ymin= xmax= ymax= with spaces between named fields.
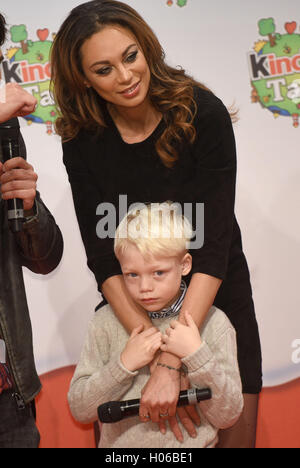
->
xmin=183 ymin=338 xmax=202 ymax=358
xmin=120 ymin=351 xmax=137 ymax=373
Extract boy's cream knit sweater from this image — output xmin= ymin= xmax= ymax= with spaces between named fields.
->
xmin=68 ymin=304 xmax=243 ymax=448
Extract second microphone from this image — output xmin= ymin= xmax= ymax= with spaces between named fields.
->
xmin=98 ymin=388 xmax=212 ymax=423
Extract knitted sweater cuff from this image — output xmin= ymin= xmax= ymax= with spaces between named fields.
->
xmin=181 ymin=341 xmax=213 ymax=373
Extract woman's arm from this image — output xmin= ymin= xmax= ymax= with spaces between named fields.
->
xmin=102 ymin=275 xmax=153 ymax=331
xmin=179 ymin=273 xmax=222 ymax=326
xmin=62 ymin=136 xmax=124 ymax=289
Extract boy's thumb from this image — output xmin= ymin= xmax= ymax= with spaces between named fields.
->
xmin=130 ymin=324 xmax=144 ymax=337
xmin=185 ymin=311 xmax=197 ymax=329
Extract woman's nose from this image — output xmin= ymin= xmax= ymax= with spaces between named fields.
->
xmin=117 ymin=65 xmax=133 ymax=84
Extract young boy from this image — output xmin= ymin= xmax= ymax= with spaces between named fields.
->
xmin=68 ymin=202 xmax=243 ymax=448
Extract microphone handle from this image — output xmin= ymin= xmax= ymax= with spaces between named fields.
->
xmin=120 ymin=388 xmax=212 ymax=420
xmin=121 ymin=398 xmax=140 ymax=419
xmin=178 ymin=388 xmax=212 ymax=407
xmin=2 ymin=136 xmax=24 ymax=232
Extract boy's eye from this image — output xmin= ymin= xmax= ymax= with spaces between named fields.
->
xmin=127 ymin=273 xmax=137 ymax=278
xmin=155 ymin=271 xmax=164 ymax=276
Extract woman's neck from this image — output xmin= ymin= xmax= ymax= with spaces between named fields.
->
xmin=107 ymin=99 xmax=162 ymax=143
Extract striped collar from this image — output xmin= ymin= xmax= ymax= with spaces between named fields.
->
xmin=147 ymin=280 xmax=187 ymax=320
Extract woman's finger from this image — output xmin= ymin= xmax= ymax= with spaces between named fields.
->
xmin=176 ymin=406 xmax=197 ymax=438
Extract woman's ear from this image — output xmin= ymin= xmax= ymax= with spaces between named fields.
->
xmin=181 ymin=253 xmax=192 ymax=276
xmin=84 ymin=80 xmax=91 ymax=88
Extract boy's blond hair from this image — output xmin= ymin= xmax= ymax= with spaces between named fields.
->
xmin=114 ymin=201 xmax=193 ymax=259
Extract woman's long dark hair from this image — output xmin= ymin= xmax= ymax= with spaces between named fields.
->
xmin=51 ymin=0 xmax=231 ymax=167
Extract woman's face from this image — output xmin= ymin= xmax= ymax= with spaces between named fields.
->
xmin=80 ymin=25 xmax=151 ymax=110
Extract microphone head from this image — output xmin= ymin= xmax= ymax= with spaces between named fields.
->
xmin=98 ymin=401 xmax=123 ymax=423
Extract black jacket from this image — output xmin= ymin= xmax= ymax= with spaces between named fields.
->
xmin=0 ymin=127 xmax=63 ymax=404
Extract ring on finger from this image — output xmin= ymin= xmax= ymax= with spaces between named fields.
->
xmin=159 ymin=412 xmax=169 ymax=418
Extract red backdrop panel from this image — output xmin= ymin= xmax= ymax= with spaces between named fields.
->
xmin=35 ymin=366 xmax=300 ymax=448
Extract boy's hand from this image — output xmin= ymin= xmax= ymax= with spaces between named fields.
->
xmin=161 ymin=311 xmax=202 ymax=359
xmin=121 ymin=325 xmax=162 ymax=372
xmin=0 ymin=158 xmax=38 ymax=211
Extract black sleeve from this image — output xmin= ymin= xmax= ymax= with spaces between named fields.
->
xmin=62 ymin=137 xmax=122 ymax=291
xmin=190 ymin=95 xmax=237 ymax=280
xmin=15 ymin=192 xmax=64 ymax=274
xmin=11 ymin=126 xmax=64 ymax=274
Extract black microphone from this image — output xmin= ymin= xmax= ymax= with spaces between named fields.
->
xmin=98 ymin=388 xmax=212 ymax=423
xmin=0 ymin=118 xmax=24 ymax=233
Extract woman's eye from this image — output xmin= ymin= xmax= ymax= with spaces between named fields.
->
xmin=96 ymin=67 xmax=111 ymax=76
xmin=126 ymin=51 xmax=138 ymax=63
xmin=127 ymin=273 xmax=137 ymax=278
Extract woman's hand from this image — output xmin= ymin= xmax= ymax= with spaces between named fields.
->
xmin=140 ymin=361 xmax=180 ymax=423
xmin=0 ymin=157 xmax=38 ymax=211
xmin=140 ymin=356 xmax=201 ymax=443
xmin=155 ymin=374 xmax=201 ymax=443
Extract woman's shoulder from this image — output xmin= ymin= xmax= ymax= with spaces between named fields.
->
xmin=62 ymin=126 xmax=109 ymax=168
xmin=191 ymin=85 xmax=232 ymax=129
xmin=62 ymin=127 xmax=103 ymax=148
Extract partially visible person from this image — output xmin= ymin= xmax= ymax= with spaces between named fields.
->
xmin=0 ymin=12 xmax=64 ymax=448
xmin=68 ymin=203 xmax=243 ymax=448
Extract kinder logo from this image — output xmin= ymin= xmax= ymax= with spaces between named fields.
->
xmin=248 ymin=19 xmax=300 ymax=128
xmin=1 ymin=25 xmax=56 ymax=135
xmin=166 ymin=0 xmax=188 ymax=6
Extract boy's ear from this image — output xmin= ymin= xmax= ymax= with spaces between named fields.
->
xmin=181 ymin=253 xmax=192 ymax=276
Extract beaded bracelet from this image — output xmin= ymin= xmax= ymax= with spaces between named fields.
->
xmin=157 ymin=362 xmax=187 ymax=376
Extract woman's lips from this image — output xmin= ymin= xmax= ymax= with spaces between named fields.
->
xmin=120 ymin=81 xmax=140 ymax=98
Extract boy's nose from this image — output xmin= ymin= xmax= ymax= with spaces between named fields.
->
xmin=140 ymin=277 xmax=154 ymax=293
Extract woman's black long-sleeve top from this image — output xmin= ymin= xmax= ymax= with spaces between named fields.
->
xmin=63 ymin=87 xmax=253 ymax=311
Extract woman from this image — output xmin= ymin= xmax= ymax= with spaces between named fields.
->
xmin=51 ymin=0 xmax=262 ymax=447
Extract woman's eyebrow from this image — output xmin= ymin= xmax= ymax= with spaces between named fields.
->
xmin=90 ymin=43 xmax=137 ymax=68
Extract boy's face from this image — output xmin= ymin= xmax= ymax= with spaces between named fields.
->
xmin=119 ymin=244 xmax=192 ymax=313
